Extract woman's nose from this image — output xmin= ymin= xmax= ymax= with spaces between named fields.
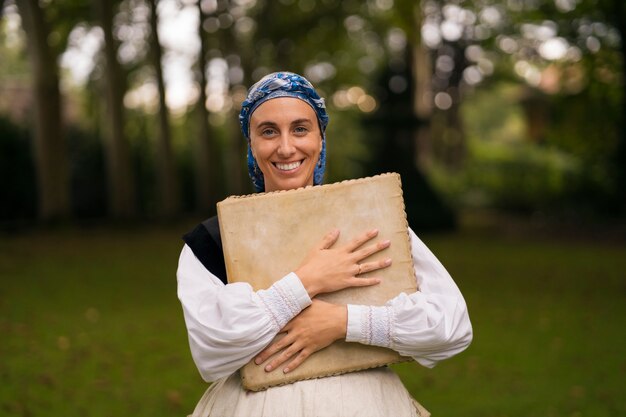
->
xmin=277 ymin=134 xmax=296 ymax=157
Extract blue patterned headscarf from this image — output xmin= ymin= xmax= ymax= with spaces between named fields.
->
xmin=239 ymin=72 xmax=329 ymax=192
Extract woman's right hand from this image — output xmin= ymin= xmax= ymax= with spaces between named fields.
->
xmin=295 ymin=228 xmax=392 ymax=298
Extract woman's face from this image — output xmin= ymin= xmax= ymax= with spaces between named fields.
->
xmin=249 ymin=97 xmax=322 ymax=192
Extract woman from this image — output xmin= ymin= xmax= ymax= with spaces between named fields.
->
xmin=177 ymin=72 xmax=472 ymax=417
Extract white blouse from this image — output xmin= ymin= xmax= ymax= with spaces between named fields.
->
xmin=177 ymin=228 xmax=473 ymax=382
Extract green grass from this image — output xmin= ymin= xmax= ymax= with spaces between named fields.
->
xmin=1 ymin=223 xmax=625 ymax=416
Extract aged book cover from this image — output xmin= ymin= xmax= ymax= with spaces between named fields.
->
xmin=217 ymin=173 xmax=416 ymax=391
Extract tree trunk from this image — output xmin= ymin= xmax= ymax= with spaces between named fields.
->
xmin=148 ymin=0 xmax=180 ymax=217
xmin=442 ymin=41 xmax=468 ymax=170
xmin=15 ymin=0 xmax=70 ymax=221
xmin=194 ymin=0 xmax=216 ymax=212
xmin=610 ymin=0 xmax=626 ymax=210
xmin=440 ymin=90 xmax=466 ymax=169
xmin=412 ymin=35 xmax=433 ymax=171
xmin=226 ymin=24 xmax=253 ymax=195
xmin=97 ymin=0 xmax=136 ymax=218
xmin=226 ymin=113 xmax=247 ymax=195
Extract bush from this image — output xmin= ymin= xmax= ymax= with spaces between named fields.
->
xmin=0 ymin=116 xmax=36 ymax=223
xmin=429 ymin=139 xmax=596 ymax=214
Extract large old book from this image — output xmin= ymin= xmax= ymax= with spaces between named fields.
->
xmin=217 ymin=173 xmax=416 ymax=391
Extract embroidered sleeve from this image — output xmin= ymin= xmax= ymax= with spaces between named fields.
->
xmin=344 ymin=228 xmax=473 ymax=368
xmin=256 ymin=272 xmax=312 ymax=331
xmin=345 ymin=304 xmax=394 ymax=348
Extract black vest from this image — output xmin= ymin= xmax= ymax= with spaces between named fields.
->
xmin=182 ymin=216 xmax=228 ymax=284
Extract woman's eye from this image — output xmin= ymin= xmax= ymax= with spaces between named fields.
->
xmin=294 ymin=126 xmax=308 ymax=135
xmin=262 ymin=128 xmax=277 ymax=137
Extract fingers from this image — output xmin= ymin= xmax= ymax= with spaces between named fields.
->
xmin=283 ymin=350 xmax=311 ymax=373
xmin=261 ymin=346 xmax=311 ymax=374
xmin=263 ymin=343 xmax=300 ymax=373
xmin=353 ymin=239 xmax=391 ymax=261
xmin=347 ymin=276 xmax=381 ymax=287
xmin=317 ymin=229 xmax=340 ymax=250
xmin=254 ymin=333 xmax=290 ymax=365
xmin=356 ymin=258 xmax=392 ymax=275
xmin=345 ymin=229 xmax=379 ymax=252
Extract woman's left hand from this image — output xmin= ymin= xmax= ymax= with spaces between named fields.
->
xmin=254 ymin=299 xmax=347 ymax=374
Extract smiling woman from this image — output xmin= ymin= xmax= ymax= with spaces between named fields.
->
xmin=238 ymin=72 xmax=330 ymax=193
xmin=177 ymin=72 xmax=472 ymax=417
xmin=249 ymin=97 xmax=322 ymax=192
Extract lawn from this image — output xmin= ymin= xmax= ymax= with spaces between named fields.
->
xmin=1 ymin=221 xmax=625 ymax=416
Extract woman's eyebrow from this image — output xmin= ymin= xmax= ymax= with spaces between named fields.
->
xmin=254 ymin=121 xmax=278 ymax=130
xmin=290 ymin=118 xmax=314 ymax=126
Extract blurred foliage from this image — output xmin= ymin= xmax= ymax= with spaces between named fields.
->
xmin=0 ymin=0 xmax=624 ymax=222
xmin=430 ymin=82 xmax=620 ymax=214
xmin=0 ymin=22 xmax=27 ymax=78
xmin=411 ymin=0 xmax=624 ymax=214
xmin=431 ymin=138 xmax=585 ymax=212
xmin=324 ymin=109 xmax=371 ymax=182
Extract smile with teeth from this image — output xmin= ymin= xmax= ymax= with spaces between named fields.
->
xmin=274 ymin=160 xmax=303 ymax=171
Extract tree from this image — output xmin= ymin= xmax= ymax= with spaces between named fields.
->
xmin=15 ymin=0 xmax=70 ymax=221
xmin=96 ymin=0 xmax=137 ymax=218
xmin=490 ymin=0 xmax=624 ymax=210
xmin=193 ymin=0 xmax=217 ymax=212
xmin=396 ymin=0 xmax=624 ymax=213
xmin=602 ymin=0 xmax=626 ymax=210
xmin=148 ymin=0 xmax=180 ymax=217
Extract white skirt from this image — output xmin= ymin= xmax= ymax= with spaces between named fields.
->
xmin=190 ymin=367 xmax=430 ymax=417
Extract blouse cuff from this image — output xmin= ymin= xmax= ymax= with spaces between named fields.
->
xmin=345 ymin=304 xmax=394 ymax=348
xmin=257 ymin=272 xmax=312 ymax=331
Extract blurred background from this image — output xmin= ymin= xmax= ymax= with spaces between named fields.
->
xmin=0 ymin=0 xmax=625 ymax=416
xmin=1 ymin=0 xmax=625 ymax=226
